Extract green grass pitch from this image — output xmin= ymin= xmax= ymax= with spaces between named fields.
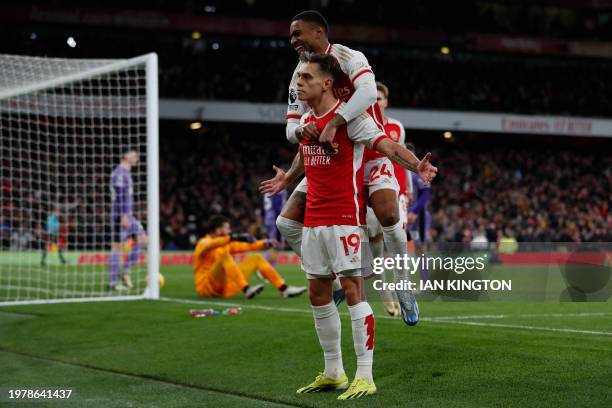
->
xmin=1 ymin=264 xmax=611 ymax=407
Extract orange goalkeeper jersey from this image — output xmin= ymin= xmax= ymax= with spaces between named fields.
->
xmin=193 ymin=235 xmax=266 ymax=294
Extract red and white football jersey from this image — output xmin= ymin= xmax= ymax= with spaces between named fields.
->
xmin=384 ymin=116 xmax=409 ymax=193
xmin=286 ymin=43 xmax=388 ymax=150
xmin=300 ymin=100 xmax=386 ymax=227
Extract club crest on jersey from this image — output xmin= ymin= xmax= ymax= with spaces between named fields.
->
xmin=289 ymin=88 xmax=297 ymax=104
xmin=390 ymin=130 xmax=399 ymax=141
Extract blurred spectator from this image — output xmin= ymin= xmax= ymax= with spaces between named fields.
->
xmin=429 ymin=146 xmax=611 ymax=245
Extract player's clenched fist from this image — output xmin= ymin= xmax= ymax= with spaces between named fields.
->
xmin=318 ymin=121 xmax=340 ymax=153
xmin=296 ymin=122 xmax=319 ymax=141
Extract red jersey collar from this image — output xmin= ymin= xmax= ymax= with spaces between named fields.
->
xmin=312 ymin=99 xmax=341 ymax=119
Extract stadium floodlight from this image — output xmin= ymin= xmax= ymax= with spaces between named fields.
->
xmin=0 ymin=53 xmax=159 ymax=305
xmin=190 ymin=121 xmax=202 ymax=130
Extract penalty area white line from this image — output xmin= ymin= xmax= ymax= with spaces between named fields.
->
xmin=430 ymin=312 xmax=612 ymax=320
xmin=159 ymin=297 xmax=612 ymax=336
xmin=432 ymin=320 xmax=612 ymax=337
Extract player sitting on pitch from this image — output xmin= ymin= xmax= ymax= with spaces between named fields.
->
xmin=193 ymin=215 xmax=306 ymax=299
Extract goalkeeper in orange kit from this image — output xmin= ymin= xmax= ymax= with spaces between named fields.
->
xmin=193 ymin=215 xmax=306 ymax=299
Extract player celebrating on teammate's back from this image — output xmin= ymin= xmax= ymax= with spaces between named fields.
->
xmin=274 ymin=53 xmax=436 ymax=400
xmin=369 ymin=81 xmax=412 ymax=316
xmin=193 ymin=215 xmax=306 ymax=300
xmin=109 ymin=150 xmax=148 ymax=291
xmin=274 ymin=10 xmax=420 ymax=325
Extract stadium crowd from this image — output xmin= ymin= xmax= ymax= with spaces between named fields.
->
xmin=159 ymin=42 xmax=612 ymax=117
xmin=429 ymin=146 xmax=611 ymax=244
xmin=157 ymin=128 xmax=611 ymax=249
xmin=3 ymin=23 xmax=612 ymax=117
xmin=158 ymin=124 xmax=295 ymax=249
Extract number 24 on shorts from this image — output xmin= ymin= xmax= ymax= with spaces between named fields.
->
xmin=340 ymin=233 xmax=360 ymax=256
xmin=369 ymin=163 xmax=392 ymax=183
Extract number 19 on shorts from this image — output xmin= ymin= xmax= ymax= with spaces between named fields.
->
xmin=340 ymin=233 xmax=360 ymax=256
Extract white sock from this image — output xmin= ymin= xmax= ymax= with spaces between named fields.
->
xmin=382 ymin=221 xmax=408 ymax=282
xmin=312 ymin=301 xmax=344 ymax=380
xmin=347 ymin=302 xmax=375 ymax=383
xmin=276 ymin=216 xmax=303 ymax=256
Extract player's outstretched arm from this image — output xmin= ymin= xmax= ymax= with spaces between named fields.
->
xmin=194 ymin=236 xmax=231 ymax=258
xmin=375 ymin=139 xmax=438 ymax=185
xmin=259 ymin=150 xmax=304 ymax=195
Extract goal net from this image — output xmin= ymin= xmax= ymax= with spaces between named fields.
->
xmin=0 ymin=53 xmax=159 ymax=305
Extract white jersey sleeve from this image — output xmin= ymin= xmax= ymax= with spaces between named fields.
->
xmin=330 ymin=44 xmax=377 ymax=123
xmin=331 ymin=44 xmax=373 ymax=83
xmin=286 ymin=61 xmax=309 ymax=144
xmin=347 ymin=111 xmax=386 ymax=150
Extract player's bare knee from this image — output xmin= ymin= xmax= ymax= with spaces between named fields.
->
xmin=343 ymin=286 xmax=361 ymax=306
xmin=308 ymin=278 xmax=333 ymax=305
xmin=378 ymin=211 xmax=399 ymax=227
xmin=340 ymin=278 xmax=361 ymax=306
xmin=370 ymin=192 xmax=400 ymax=227
xmin=280 ymin=191 xmax=306 ymax=222
xmin=309 ymin=291 xmax=332 ymax=306
xmin=373 ymin=202 xmax=400 ymax=226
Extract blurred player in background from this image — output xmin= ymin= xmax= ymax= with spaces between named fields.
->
xmin=193 ymin=215 xmax=306 ymax=299
xmin=275 ymin=10 xmax=419 ymax=325
xmin=40 ymin=205 xmax=67 ymax=266
xmin=109 ymin=150 xmax=148 ymax=291
xmin=406 ymin=143 xmax=432 ymax=283
xmin=370 ymin=81 xmax=411 ymax=316
xmin=263 ymin=190 xmax=287 ymax=266
xmin=264 ymin=190 xmax=288 ymax=243
xmin=263 ymin=53 xmax=436 ymax=400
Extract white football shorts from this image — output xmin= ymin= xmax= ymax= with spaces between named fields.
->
xmin=364 ymin=157 xmax=399 ymax=196
xmin=301 ymin=225 xmax=368 ymax=278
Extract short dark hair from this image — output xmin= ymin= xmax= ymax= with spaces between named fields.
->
xmin=209 ymin=215 xmax=230 ymax=231
xmin=299 ymin=52 xmax=342 ymax=82
xmin=291 ymin=10 xmax=329 ymax=33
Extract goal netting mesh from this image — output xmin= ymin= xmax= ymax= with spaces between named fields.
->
xmin=0 ymin=53 xmax=159 ymax=305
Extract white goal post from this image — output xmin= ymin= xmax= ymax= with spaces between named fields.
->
xmin=0 ymin=53 xmax=159 ymax=305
